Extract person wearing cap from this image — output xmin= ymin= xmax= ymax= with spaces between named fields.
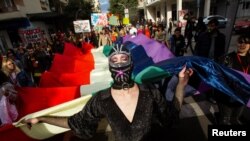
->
xmin=23 ymin=44 xmax=193 ymax=141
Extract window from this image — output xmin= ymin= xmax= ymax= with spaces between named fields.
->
xmin=243 ymin=1 xmax=250 ymax=9
xmin=157 ymin=11 xmax=160 ymax=18
xmin=40 ymin=0 xmax=49 ymax=10
xmin=246 ymin=2 xmax=250 ymax=9
xmin=3 ymin=0 xmax=13 ymax=7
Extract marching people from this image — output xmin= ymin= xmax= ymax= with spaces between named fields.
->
xmin=170 ymin=28 xmax=186 ymax=56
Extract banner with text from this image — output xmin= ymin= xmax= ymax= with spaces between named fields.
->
xmin=18 ymin=28 xmax=44 ymax=44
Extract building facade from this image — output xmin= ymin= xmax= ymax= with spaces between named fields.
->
xmin=142 ymin=0 xmax=231 ymax=27
xmin=237 ymin=0 xmax=250 ymax=18
xmin=0 ymin=0 xmax=67 ymax=54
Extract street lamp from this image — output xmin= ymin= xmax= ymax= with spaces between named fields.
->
xmin=116 ymin=3 xmax=129 ymax=18
xmin=75 ymin=9 xmax=82 ymax=20
xmin=197 ymin=0 xmax=200 ymax=18
xmin=117 ymin=3 xmax=126 ymax=9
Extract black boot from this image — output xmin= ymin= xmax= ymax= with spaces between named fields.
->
xmin=231 ymin=106 xmax=244 ymax=125
xmin=218 ymin=103 xmax=232 ymax=125
xmin=220 ymin=116 xmax=231 ymax=125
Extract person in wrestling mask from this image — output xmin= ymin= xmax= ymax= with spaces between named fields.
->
xmin=23 ymin=44 xmax=193 ymax=141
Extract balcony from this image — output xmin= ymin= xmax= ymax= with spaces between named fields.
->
xmin=0 ymin=6 xmax=26 ymax=21
xmin=0 ymin=6 xmax=18 ymax=13
xmin=146 ymin=0 xmax=161 ymax=7
xmin=137 ymin=0 xmax=145 ymax=9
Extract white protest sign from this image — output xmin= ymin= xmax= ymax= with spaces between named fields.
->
xmin=73 ymin=20 xmax=91 ymax=33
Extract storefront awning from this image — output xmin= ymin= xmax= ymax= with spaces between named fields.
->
xmin=27 ymin=12 xmax=63 ymax=21
xmin=0 ymin=17 xmax=30 ymax=30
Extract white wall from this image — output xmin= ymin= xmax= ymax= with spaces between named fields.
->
xmin=204 ymin=0 xmax=210 ymax=17
xmin=23 ymin=0 xmax=50 ymax=14
xmin=160 ymin=1 xmax=165 ymax=21
xmin=166 ymin=0 xmax=172 ymax=28
xmin=147 ymin=7 xmax=157 ymax=22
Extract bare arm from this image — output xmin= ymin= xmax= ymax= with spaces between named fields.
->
xmin=175 ymin=79 xmax=186 ymax=109
xmin=25 ymin=116 xmax=69 ymax=129
xmin=175 ymin=66 xmax=193 ymax=109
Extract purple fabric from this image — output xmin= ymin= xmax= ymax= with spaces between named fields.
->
xmin=234 ymin=69 xmax=250 ymax=83
xmin=247 ymin=99 xmax=250 ymax=108
xmin=197 ymin=81 xmax=212 ymax=93
xmin=123 ymin=33 xmax=175 ymax=63
xmin=235 ymin=70 xmax=250 ymax=108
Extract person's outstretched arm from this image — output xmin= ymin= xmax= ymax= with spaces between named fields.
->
xmin=24 ymin=116 xmax=69 ymax=129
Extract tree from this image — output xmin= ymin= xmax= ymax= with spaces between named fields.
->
xmin=109 ymin=0 xmax=138 ymax=24
xmin=63 ymin=0 xmax=93 ymax=29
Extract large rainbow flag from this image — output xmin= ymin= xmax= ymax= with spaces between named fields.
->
xmin=0 ymin=42 xmax=112 ymax=141
xmin=0 ymin=34 xmax=249 ymax=141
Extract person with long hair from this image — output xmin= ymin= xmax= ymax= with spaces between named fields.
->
xmin=0 ymin=56 xmax=18 ymax=125
xmin=2 ymin=58 xmax=34 ymax=87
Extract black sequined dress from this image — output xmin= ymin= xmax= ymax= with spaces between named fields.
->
xmin=68 ymin=84 xmax=180 ymax=141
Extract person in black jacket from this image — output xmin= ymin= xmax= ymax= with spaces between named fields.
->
xmin=194 ymin=17 xmax=207 ymax=42
xmin=195 ymin=18 xmax=226 ymax=62
xmin=184 ymin=15 xmax=196 ymax=54
xmin=194 ymin=18 xmax=226 ymax=104
xmin=170 ymin=28 xmax=186 ymax=56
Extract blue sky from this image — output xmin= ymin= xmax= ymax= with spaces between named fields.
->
xmin=99 ymin=0 xmax=109 ymax=13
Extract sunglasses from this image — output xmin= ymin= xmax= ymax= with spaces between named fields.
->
xmin=7 ymin=62 xmax=14 ymax=66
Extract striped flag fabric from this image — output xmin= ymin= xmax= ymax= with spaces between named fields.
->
xmin=0 ymin=42 xmax=111 ymax=141
xmin=122 ymin=36 xmax=250 ymax=106
xmin=1 ymin=35 xmax=249 ymax=141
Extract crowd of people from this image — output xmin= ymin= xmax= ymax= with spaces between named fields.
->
xmin=0 ymin=12 xmax=249 ymax=140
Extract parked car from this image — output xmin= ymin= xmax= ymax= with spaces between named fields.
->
xmin=233 ymin=19 xmax=250 ymax=34
xmin=203 ymin=15 xmax=228 ymax=28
